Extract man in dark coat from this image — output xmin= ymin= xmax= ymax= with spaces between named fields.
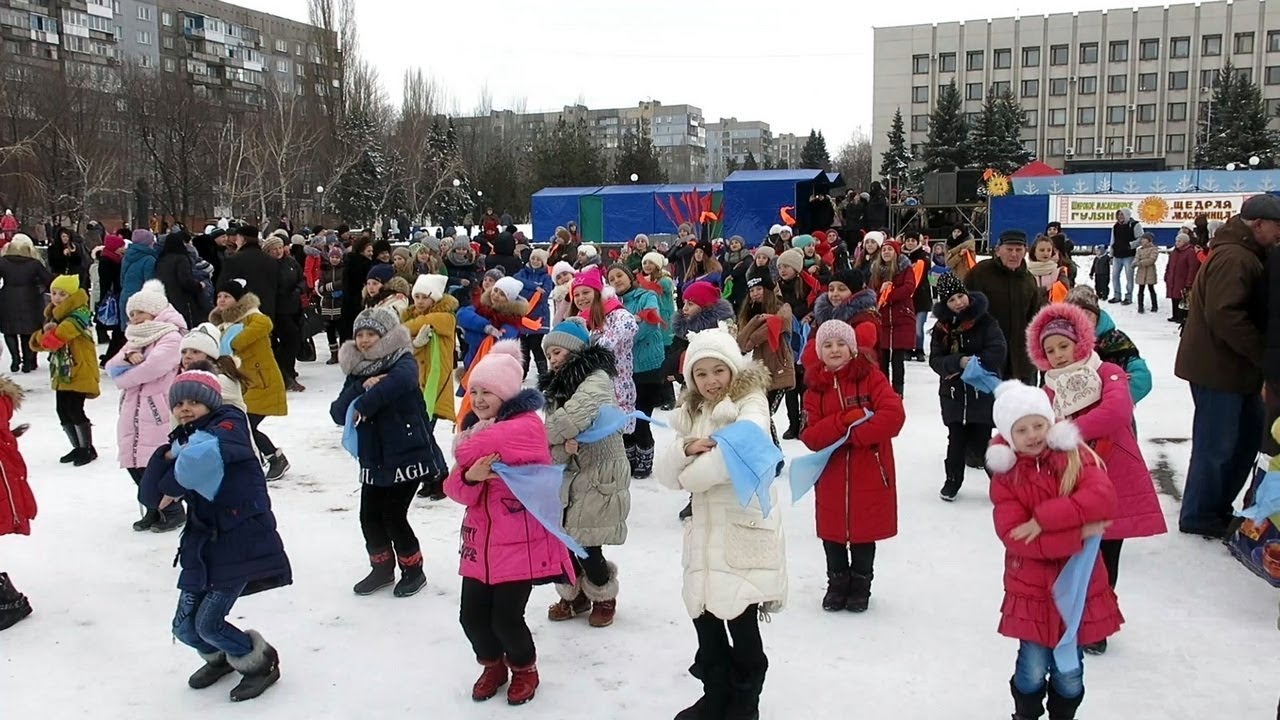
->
xmin=263 ymin=235 xmax=306 ymax=392
xmin=486 ymin=231 xmax=522 ymax=277
xmin=1175 ymin=196 xmax=1280 ymax=538
xmin=964 ymin=229 xmax=1042 ymax=385
xmin=218 ymin=226 xmax=279 ymax=320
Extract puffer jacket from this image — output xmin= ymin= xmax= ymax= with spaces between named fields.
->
xmin=118 ymin=243 xmax=158 ymax=328
xmin=209 ymin=293 xmax=287 ymax=417
xmin=457 ymin=287 xmax=529 ymax=372
xmin=514 ymin=265 xmax=554 ymax=335
xmin=0 ymin=378 xmax=33 ymax=537
xmin=585 ymin=301 xmax=638 ymax=420
xmin=1134 ymin=244 xmax=1159 ymax=285
xmin=655 ymin=362 xmax=787 ymax=621
xmin=736 ymin=302 xmax=795 ymax=391
xmin=1092 ymin=310 xmax=1152 ymax=404
xmin=31 ymin=289 xmax=100 ymax=398
xmin=401 ymin=295 xmax=459 ymax=422
xmin=638 ymin=273 xmax=677 ymax=347
xmin=618 ymin=286 xmax=664 ymax=375
xmin=105 ymin=305 xmax=187 ymax=469
xmin=540 ymin=345 xmax=631 ymax=547
xmin=928 ymin=292 xmax=1007 ymax=427
xmin=872 ymin=254 xmax=918 ymax=350
xmin=445 ymin=389 xmax=577 ymax=586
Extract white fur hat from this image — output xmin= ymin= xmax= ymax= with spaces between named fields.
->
xmin=986 ymin=381 xmax=1082 ymax=473
xmin=579 ymin=244 xmax=598 ymax=258
xmin=863 ymin=230 xmax=886 ymax=245
xmin=180 ymin=323 xmax=222 ymax=359
xmin=412 ymin=273 xmax=448 ymax=299
xmin=552 ymin=261 xmax=576 ymax=278
xmin=682 ymin=325 xmax=746 ymax=383
xmin=127 ymin=279 xmax=169 ymax=318
xmin=493 ymin=276 xmax=524 ymax=302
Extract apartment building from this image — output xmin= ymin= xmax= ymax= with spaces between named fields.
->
xmin=872 ymin=0 xmax=1280 ymax=172
xmin=704 ymin=117 xmax=774 ymax=181
xmin=774 ymin=132 xmax=804 ymax=169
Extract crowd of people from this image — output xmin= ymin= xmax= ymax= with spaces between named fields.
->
xmin=0 ymin=190 xmax=1274 ymax=719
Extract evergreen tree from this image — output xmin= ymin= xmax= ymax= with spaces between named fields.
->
xmin=610 ymin=126 xmax=667 ymax=184
xmin=742 ymin=150 xmax=759 ymax=170
xmin=725 ymin=157 xmax=741 ymax=175
xmin=330 ymin=104 xmax=387 ymax=227
xmin=800 ymin=129 xmax=831 ymax=169
xmin=1195 ymin=61 xmax=1280 ymax=168
xmin=998 ymin=90 xmax=1035 ymax=170
xmin=531 ymin=118 xmax=606 ymax=189
xmin=969 ymin=89 xmax=1033 ymax=174
xmin=428 ymin=119 xmax=473 ymax=224
xmin=880 ymin=108 xmax=912 ymax=180
xmin=774 ymin=158 xmax=789 ymax=170
xmin=922 ymin=81 xmax=971 ymax=172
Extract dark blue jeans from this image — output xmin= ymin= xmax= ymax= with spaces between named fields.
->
xmin=172 ymin=584 xmax=253 ymax=657
xmin=1181 ymin=384 xmax=1265 ymax=530
xmin=1013 ymin=641 xmax=1084 ymax=698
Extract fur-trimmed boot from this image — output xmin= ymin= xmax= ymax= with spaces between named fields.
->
xmin=471 ymin=657 xmax=508 ymax=702
xmin=0 ymin=572 xmax=32 ymax=631
xmin=393 ymin=551 xmax=427 ymax=598
xmin=226 ymin=630 xmax=280 ymax=702
xmin=634 ymin=445 xmax=654 ymax=479
xmin=1010 ymin=678 xmax=1047 ymax=720
xmin=353 ymin=548 xmax=395 ymax=595
xmin=547 ymin=580 xmax=590 ymax=621
xmin=506 ymin=657 xmax=539 ymax=705
xmin=582 ymin=561 xmax=619 ymax=628
xmin=188 ymin=650 xmax=235 ymax=689
xmin=1045 ymin=686 xmax=1084 ymax=720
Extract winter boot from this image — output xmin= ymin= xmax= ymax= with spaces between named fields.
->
xmin=264 ymin=451 xmax=290 ymax=481
xmin=59 ymin=424 xmax=79 ymax=463
xmin=940 ymin=476 xmax=963 ymax=502
xmin=1081 ymin=639 xmax=1107 ymax=655
xmin=326 ymin=344 xmax=340 ymax=365
xmin=1010 ymin=678 xmax=1047 ymax=720
xmin=471 ymin=657 xmax=508 ymax=702
xmin=581 ymin=562 xmax=618 ymax=628
xmin=506 ymin=658 xmax=539 ymax=705
xmin=392 ymin=551 xmax=427 ymax=598
xmin=675 ymin=657 xmax=732 ymax=720
xmin=188 ymin=651 xmax=236 ymax=689
xmin=1046 ymin=686 xmax=1084 ymax=720
xmin=353 ymin=549 xmax=396 ymax=595
xmin=0 ymin=573 xmax=32 ymax=631
xmin=72 ymin=423 xmax=97 ymax=466
xmin=634 ymin=445 xmax=654 ymax=479
xmin=822 ymin=571 xmax=850 ymax=612
xmin=132 ymin=509 xmax=160 ymax=532
xmin=547 ymin=581 xmax=591 ymax=621
xmin=625 ymin=443 xmax=640 ymax=477
xmin=4 ymin=335 xmax=18 ymax=372
xmin=151 ymin=503 xmax=187 ymax=533
xmin=846 ymin=572 xmax=872 ymax=613
xmin=227 ymin=630 xmax=280 ymax=702
xmin=20 ymin=341 xmax=35 ymax=373
xmin=726 ymin=658 xmax=767 ymax=720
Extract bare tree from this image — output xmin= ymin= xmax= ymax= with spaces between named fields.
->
xmin=834 ymin=129 xmax=874 ymax=192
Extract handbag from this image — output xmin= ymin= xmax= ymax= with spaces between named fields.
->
xmin=96 ymin=294 xmax=119 ymax=326
xmin=298 ymin=336 xmax=317 ymax=362
xmin=301 ymin=307 xmax=325 ymax=338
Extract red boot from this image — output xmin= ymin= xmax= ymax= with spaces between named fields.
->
xmin=506 ymin=658 xmax=539 ymax=706
xmin=471 ymin=658 xmax=508 ymax=702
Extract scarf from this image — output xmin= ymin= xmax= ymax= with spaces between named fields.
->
xmin=1096 ymin=328 xmax=1140 ymax=369
xmin=1026 ymin=258 xmax=1060 ymax=289
xmin=1044 ymin=352 xmax=1104 ymax=419
xmin=339 ymin=326 xmax=412 ymax=377
xmin=48 ymin=305 xmax=93 ymax=386
xmin=124 ymin=320 xmax=179 ymax=348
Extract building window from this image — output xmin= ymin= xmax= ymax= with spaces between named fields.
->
xmin=1170 ymin=36 xmax=1190 ymax=59
xmin=912 ymin=86 xmax=928 ymax=103
xmin=1136 ymin=104 xmax=1156 ymax=122
xmin=1109 ymin=41 xmax=1128 ymax=62
xmin=295 ymin=42 xmax=303 ymax=55
xmin=162 ymin=36 xmax=172 ymax=49
xmin=1048 ymin=108 xmax=1067 ymax=126
xmin=1167 ymin=102 xmax=1188 ymax=121
xmin=161 ymin=11 xmax=171 ymax=26
xmin=1267 ymin=66 xmax=1280 ymax=85
xmin=1270 ymin=31 xmax=1280 ymax=53
xmin=994 ymin=48 xmax=1011 ymax=69
xmin=1077 ymin=137 xmax=1096 ymax=154
xmin=1047 ymin=138 xmax=1066 ymax=156
xmin=1139 ymin=38 xmax=1160 ymax=60
xmin=1022 ymin=46 xmax=1040 ymax=67
xmin=939 ymin=53 xmax=956 ymax=72
xmin=1201 ymin=69 xmax=1220 ymax=89
xmin=1021 ymin=79 xmax=1039 ymax=97
xmin=139 ymin=53 xmax=151 ymax=68
xmin=1080 ymin=42 xmax=1098 ymax=64
xmin=1203 ymin=34 xmax=1222 ymax=57
xmin=1236 ymin=67 xmax=1253 ymax=84
xmin=1023 ymin=139 xmax=1038 ymax=156
xmin=1136 ymin=135 xmax=1156 ymax=153
xmin=965 ymin=112 xmax=982 ymax=126
xmin=913 ymin=54 xmax=929 ymax=74
xmin=992 ymin=80 xmax=1010 ymax=96
xmin=1049 ymin=77 xmax=1069 ymax=95
xmin=275 ymin=39 xmax=287 ymax=53
xmin=1267 ymin=99 xmax=1280 ymax=118
xmin=1107 ymin=136 xmax=1126 ymax=154
xmin=1235 ymin=32 xmax=1255 ymax=54
xmin=136 ymin=30 xmax=151 ymax=45
xmin=276 ymin=58 xmax=288 ymax=73
xmin=137 ymin=5 xmax=151 ymax=21
xmin=1079 ymin=76 xmax=1097 ymax=94
xmin=1106 ymin=105 xmax=1126 ymax=124
xmin=1078 ymin=106 xmax=1096 ymax=124
xmin=1167 ymin=134 xmax=1186 ymax=152
xmin=1107 ymin=74 xmax=1127 ymax=93
xmin=1023 ymin=110 xmax=1038 ymax=127
xmin=163 ymin=57 xmax=175 ymax=72
xmin=966 ymin=50 xmax=983 ymax=71
xmin=1138 ymin=73 xmax=1157 ymax=91
xmin=1169 ymin=70 xmax=1189 ymax=90
xmin=295 ymin=64 xmax=305 ymax=77
xmin=1050 ymin=44 xmax=1069 ymax=66
xmin=965 ymin=82 xmax=984 ymax=100
xmin=911 ymin=114 xmax=929 ymax=131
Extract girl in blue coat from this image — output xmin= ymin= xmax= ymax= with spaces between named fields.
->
xmin=515 ymin=248 xmax=554 ymax=378
xmin=140 ymin=365 xmax=290 ymax=703
xmin=331 ymin=307 xmax=434 ymax=598
xmin=606 ymin=263 xmax=665 ymax=478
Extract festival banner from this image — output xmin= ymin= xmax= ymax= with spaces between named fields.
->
xmin=1048 ymin=193 xmax=1254 ymax=229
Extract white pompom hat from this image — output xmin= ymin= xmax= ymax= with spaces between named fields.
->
xmin=985 ymin=381 xmax=1081 ymax=473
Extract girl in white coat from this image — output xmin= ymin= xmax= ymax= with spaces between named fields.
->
xmin=655 ymin=326 xmax=786 ymax=720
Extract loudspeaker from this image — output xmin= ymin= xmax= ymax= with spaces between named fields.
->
xmin=923 ymin=172 xmax=956 ymax=205
xmin=955 ymin=169 xmax=984 ymax=203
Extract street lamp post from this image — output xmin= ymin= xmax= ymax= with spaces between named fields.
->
xmin=314 ymin=185 xmax=325 ymax=224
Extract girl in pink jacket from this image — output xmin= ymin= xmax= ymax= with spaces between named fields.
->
xmin=105 ymin=280 xmax=187 ymax=533
xmin=445 ymin=342 xmax=575 ymax=708
xmin=1027 ymin=302 xmax=1167 ymax=656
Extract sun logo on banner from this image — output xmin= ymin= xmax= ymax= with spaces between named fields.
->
xmin=983 ymin=169 xmax=1011 ymax=197
xmin=1137 ymin=195 xmax=1169 ymax=224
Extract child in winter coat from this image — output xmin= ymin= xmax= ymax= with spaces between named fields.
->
xmin=1028 ymin=236 xmax=1071 ymax=304
xmin=985 ymin=380 xmax=1121 ymax=720
xmin=330 ymin=308 xmax=435 ymax=599
xmin=140 ymin=367 xmax=291 ymax=702
xmin=362 ymin=264 xmax=411 ymax=317
xmin=457 ymin=274 xmax=530 ymax=382
xmin=1164 ymin=232 xmax=1201 ymax=325
xmin=803 ymin=269 xmax=879 ymax=365
xmin=444 ymin=241 xmax=482 ymax=308
xmin=607 ymin=264 xmax=665 ymax=477
xmin=736 ymin=274 xmax=795 ymax=444
xmin=538 ymin=321 xmax=631 ymax=627
xmin=445 ymin=343 xmax=576 ymax=706
xmin=317 ymin=245 xmax=345 ymax=364
xmin=1133 ymin=233 xmax=1160 ymax=314
xmin=1089 ymin=247 xmax=1111 ymax=301
xmin=801 ymin=320 xmax=906 ymax=613
xmin=31 ymin=274 xmax=100 ymax=466
xmin=401 ymin=273 xmax=458 ymax=499
xmin=1027 ymin=302 xmax=1166 ymax=655
xmin=515 ymin=249 xmax=555 ymax=378
xmin=1064 ymin=286 xmax=1153 ymax=405
xmin=654 ymin=327 xmax=786 ymax=720
xmin=929 ymin=274 xmax=1008 ymax=502
xmin=106 ymin=279 xmax=188 ymax=532
xmin=640 ymin=251 xmax=677 ymax=347
xmin=668 ymin=280 xmax=736 ymax=389
xmin=549 ymin=261 xmax=577 ymax=326
xmin=0 ymin=376 xmax=33 ymax=632
xmin=179 ymin=324 xmax=249 ymax=414
xmin=869 ymin=239 xmax=918 ymax=396
xmin=572 ymin=268 xmax=638 ymax=425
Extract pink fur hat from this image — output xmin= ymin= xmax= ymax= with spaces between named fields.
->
xmin=1026 ymin=303 xmax=1096 ymax=371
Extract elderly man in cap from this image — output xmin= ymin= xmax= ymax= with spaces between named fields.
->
xmin=1175 ymin=194 xmax=1280 ymax=538
xmin=964 ymin=229 xmax=1042 ymax=384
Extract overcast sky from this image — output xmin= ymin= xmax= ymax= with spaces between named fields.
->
xmin=249 ymin=0 xmax=1132 ymax=149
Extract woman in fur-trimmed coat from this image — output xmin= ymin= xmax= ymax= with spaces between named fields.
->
xmin=538 ymin=319 xmax=631 ymax=628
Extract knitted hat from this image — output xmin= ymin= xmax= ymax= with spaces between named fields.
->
xmin=1026 ymin=302 xmax=1096 ymax=371
xmin=769 ymin=224 xmax=784 ymax=236
xmin=493 ymin=276 xmax=524 ymax=302
xmin=936 ymin=272 xmax=967 ymax=301
xmin=812 ymin=231 xmax=827 ymax=244
xmin=1039 ymin=318 xmax=1078 ymax=346
xmin=372 ymin=239 xmax=393 ymax=257
xmin=1065 ymin=285 xmax=1101 ymax=319
xmin=815 ymin=319 xmax=856 ymax=349
xmin=127 ymin=279 xmax=169 ymax=318
xmin=579 ymin=244 xmax=599 ymax=258
xmin=683 ymin=281 xmax=720 ymax=309
xmin=862 ymin=230 xmax=886 ymax=246
xmin=366 ymin=263 xmax=394 ymax=284
xmin=353 ymin=307 xmax=399 ymax=337
xmin=181 ymin=323 xmax=222 ymax=359
xmin=412 ymin=274 xmax=447 ymax=299
xmin=882 ymin=238 xmax=903 ymax=256
xmin=468 ymin=340 xmax=524 ymax=402
xmin=777 ymin=248 xmax=805 ymax=273
xmin=169 ymin=370 xmax=224 ymax=411
xmin=50 ymin=274 xmax=80 ymax=294
xmin=682 ymin=326 xmax=746 ymax=382
xmin=552 ymin=261 xmax=576 ymax=279
xmin=571 ymin=268 xmax=604 ymax=295
xmin=131 ymin=229 xmax=156 ymax=247
xmin=754 ymin=246 xmax=776 ymax=261
xmin=218 ymin=278 xmax=248 ymax=300
xmin=986 ymin=381 xmax=1082 ymax=473
xmin=421 ymin=236 xmax=441 ymax=254
xmin=482 ymin=267 xmax=505 ymax=284
xmin=530 ymin=248 xmax=549 ymax=265
xmin=543 ymin=316 xmax=591 ymax=354
xmin=831 ymin=268 xmax=865 ymax=292
xmin=792 ymin=234 xmax=815 ymax=250
xmin=779 ymin=226 xmax=793 ymax=237
xmin=290 ymin=234 xmax=306 ymax=246
xmin=642 ymin=252 xmax=667 ymax=273
xmin=392 ymin=246 xmax=412 ymax=262
xmin=746 ymin=274 xmax=775 ymax=292
xmin=632 ymin=233 xmax=650 ymax=247
xmin=261 ymin=235 xmax=284 ymax=254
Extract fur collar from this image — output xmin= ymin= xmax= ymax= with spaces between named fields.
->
xmin=0 ymin=375 xmax=24 ymax=409
xmin=404 ymin=294 xmax=459 ymax=319
xmin=459 ymin=388 xmax=545 ymax=431
xmin=209 ymin=293 xmax=260 ymax=326
xmin=47 ymin=289 xmax=90 ymax=321
xmin=674 ymin=298 xmax=734 ymax=338
xmin=932 ymin=291 xmax=990 ymax=328
xmin=339 ymin=325 xmax=412 ymax=376
xmin=481 ymin=287 xmax=530 ymax=317
xmin=675 ymin=360 xmax=772 ymax=424
xmin=538 ymin=344 xmax=617 ymax=405
xmin=814 ymin=288 xmax=878 ymax=325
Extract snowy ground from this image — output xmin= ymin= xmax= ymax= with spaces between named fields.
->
xmin=3 ymin=264 xmax=1276 ymax=719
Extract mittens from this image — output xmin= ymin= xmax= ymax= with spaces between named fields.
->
xmin=412 ymin=324 xmax=434 ymax=348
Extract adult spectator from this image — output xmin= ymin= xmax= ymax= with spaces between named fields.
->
xmin=94 ymin=232 xmax=125 ymax=364
xmin=864 ymin=182 xmax=890 ymax=233
xmin=263 ymin=234 xmax=306 ymax=392
xmin=1108 ymin=209 xmax=1141 ymax=304
xmin=964 ymin=229 xmax=1042 ymax=385
xmin=0 ymin=234 xmax=50 ymax=372
xmin=119 ymin=229 xmax=158 ymax=328
xmin=217 ymin=225 xmax=279 ymax=320
xmin=1175 ymin=195 xmax=1280 ymax=538
xmin=487 ymin=230 xmax=522 ymax=277
xmin=153 ymin=230 xmax=203 ymax=328
xmin=193 ymin=228 xmax=227 ymax=279
xmin=548 ymin=226 xmax=579 ymax=266
xmin=340 ymin=235 xmax=374 ymax=342
xmin=48 ymin=227 xmax=90 ymax=290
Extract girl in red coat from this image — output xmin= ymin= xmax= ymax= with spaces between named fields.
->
xmin=985 ymin=380 xmax=1121 ymax=720
xmin=0 ymin=376 xmax=33 ymax=631
xmin=800 ymin=320 xmax=905 ymax=613
xmin=869 ymin=239 xmax=917 ymax=396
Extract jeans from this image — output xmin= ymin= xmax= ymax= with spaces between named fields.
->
xmin=1109 ymin=256 xmax=1135 ymax=300
xmin=359 ymin=482 xmax=420 ymax=558
xmin=914 ymin=311 xmax=928 ymax=353
xmin=1181 ymin=383 xmax=1265 ymax=530
xmin=1012 ymin=641 xmax=1084 ymax=698
xmin=248 ymin=414 xmax=278 ymax=457
xmin=823 ymin=540 xmax=876 ymax=576
xmin=172 ymin=584 xmax=253 ymax=657
xmin=460 ymin=578 xmax=535 ymax=666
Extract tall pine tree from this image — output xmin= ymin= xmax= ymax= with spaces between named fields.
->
xmin=922 ymin=81 xmax=971 ymax=172
xmin=1195 ymin=61 xmax=1280 ymax=168
xmin=969 ymin=89 xmax=1033 ymax=174
xmin=742 ymin=150 xmax=759 ymax=170
xmin=532 ymin=118 xmax=605 ymax=189
xmin=800 ymin=130 xmax=831 ymax=169
xmin=611 ymin=126 xmax=667 ymax=184
xmin=880 ymin=108 xmax=912 ymax=180
xmin=330 ymin=104 xmax=388 ymax=227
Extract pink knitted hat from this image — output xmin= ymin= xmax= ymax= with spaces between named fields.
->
xmin=815 ymin=319 xmax=856 ymax=349
xmin=570 ymin=267 xmax=604 ymax=295
xmin=467 ymin=340 xmax=524 ymax=402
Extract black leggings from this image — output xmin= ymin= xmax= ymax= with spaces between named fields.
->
xmin=784 ymin=364 xmax=805 ymax=430
xmin=692 ymin=604 xmax=766 ymax=676
xmin=247 ymin=414 xmax=278 ymax=457
xmin=625 ymin=379 xmax=663 ymax=450
xmin=460 ymin=578 xmax=535 ymax=666
xmin=520 ymin=334 xmax=547 ymax=379
xmin=823 ymin=540 xmax=876 ymax=576
xmin=1100 ymin=538 xmax=1124 ymax=590
xmin=945 ymin=423 xmax=992 ymax=480
xmin=879 ymin=349 xmax=906 ymax=396
xmin=4 ymin=334 xmax=34 ymax=369
xmin=571 ymin=545 xmax=610 ymax=587
xmin=272 ymin=314 xmax=301 ymax=384
xmin=1136 ymin=285 xmax=1158 ymax=311
xmin=325 ymin=317 xmax=341 ymax=348
xmin=766 ymin=389 xmax=785 ymax=446
xmin=359 ymin=482 xmax=420 ymax=558
xmin=55 ymin=391 xmax=89 ymax=425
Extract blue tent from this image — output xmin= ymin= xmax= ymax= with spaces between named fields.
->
xmin=722 ymin=169 xmax=825 ymax=245
xmin=597 ymin=184 xmax=665 ymax=242
xmin=531 ymin=187 xmax=601 ymax=243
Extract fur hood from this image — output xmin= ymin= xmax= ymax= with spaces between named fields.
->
xmin=814 ymin=287 xmax=878 ymax=325
xmin=674 ymin=298 xmax=735 ymax=338
xmin=208 ymin=293 xmax=261 ymax=326
xmin=481 ymin=287 xmax=530 ymax=317
xmin=1026 ymin=301 xmax=1097 ymax=371
xmin=338 ymin=324 xmax=412 ymax=376
xmin=538 ymin=344 xmax=617 ymax=405
xmin=0 ymin=375 xmax=24 ymax=409
xmin=674 ymin=360 xmax=772 ymax=425
xmin=932 ymin=290 xmax=991 ymax=328
xmin=402 ymin=294 xmax=458 ymax=319
xmin=459 ymin=387 xmax=545 ymax=432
